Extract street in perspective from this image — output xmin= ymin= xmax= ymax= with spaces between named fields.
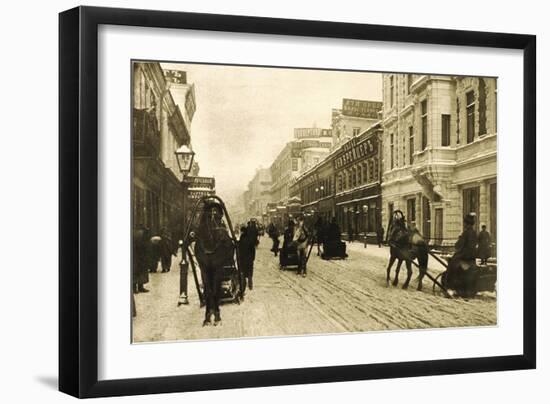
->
xmin=131 ymin=61 xmax=497 ymax=342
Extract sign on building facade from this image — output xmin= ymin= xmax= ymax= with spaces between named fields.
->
xmin=342 ymin=99 xmax=382 ymax=119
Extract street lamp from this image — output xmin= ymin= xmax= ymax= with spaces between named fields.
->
xmin=174 ymin=144 xmax=195 ymax=177
xmin=175 ymin=144 xmax=195 ymax=306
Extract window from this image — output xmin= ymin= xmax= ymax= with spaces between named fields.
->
xmin=456 ymin=98 xmax=461 ymax=144
xmin=441 ymin=114 xmax=451 ymax=146
xmin=422 ymin=196 xmax=431 ymax=240
xmin=407 ymin=198 xmax=416 ymax=224
xmin=357 ymin=165 xmax=362 ymax=184
xmin=390 ymin=133 xmax=395 ymax=169
xmin=434 ymin=208 xmax=444 ymax=246
xmin=363 ymin=164 xmax=368 ymax=183
xmin=408 ymin=126 xmax=414 ymax=164
xmin=466 ymin=90 xmax=475 ymax=143
xmin=373 ymin=157 xmax=379 ymax=181
xmin=478 ymin=79 xmax=487 ymax=136
xmin=421 ymin=100 xmax=428 ymax=149
xmin=390 ymin=76 xmax=394 ymax=107
xmin=490 ymin=183 xmax=497 ymax=244
xmin=291 ymin=158 xmax=298 ymax=171
xmin=352 ymin=127 xmax=361 ymax=137
xmin=463 ymin=186 xmax=480 ymax=231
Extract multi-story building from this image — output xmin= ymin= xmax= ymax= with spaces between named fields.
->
xmin=381 ymin=73 xmax=497 ymax=246
xmin=132 ymin=62 xmax=196 ymax=241
xmin=333 ymin=122 xmax=383 ymax=241
xmin=289 ymin=122 xmax=383 ymax=242
xmin=268 ymin=127 xmax=332 ymax=205
xmin=244 ymin=168 xmax=272 ymax=219
xmin=331 ymin=99 xmax=382 ymax=150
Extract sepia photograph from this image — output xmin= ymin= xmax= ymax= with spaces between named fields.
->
xmin=131 ymin=60 xmax=498 ymax=343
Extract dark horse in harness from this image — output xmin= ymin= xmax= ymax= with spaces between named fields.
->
xmin=385 ymin=210 xmax=429 ymax=290
xmin=193 ymin=199 xmax=235 ymax=326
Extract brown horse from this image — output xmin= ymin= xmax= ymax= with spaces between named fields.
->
xmin=385 ymin=210 xmax=429 ymax=290
xmin=193 ymin=199 xmax=235 ymax=326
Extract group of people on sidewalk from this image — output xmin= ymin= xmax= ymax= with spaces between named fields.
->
xmin=132 ymin=226 xmax=178 ymax=294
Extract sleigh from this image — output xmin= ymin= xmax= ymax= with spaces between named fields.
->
xmin=320 ymin=241 xmax=348 ymax=260
xmin=429 ymin=250 xmax=497 ymax=298
xmin=180 ymin=195 xmax=244 ymax=307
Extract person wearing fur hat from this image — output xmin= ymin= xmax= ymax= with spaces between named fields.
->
xmin=447 ymin=213 xmax=479 ymax=295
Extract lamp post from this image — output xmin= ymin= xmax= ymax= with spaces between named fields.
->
xmin=363 ymin=204 xmax=369 ymax=248
xmin=174 ymin=145 xmax=195 ymax=306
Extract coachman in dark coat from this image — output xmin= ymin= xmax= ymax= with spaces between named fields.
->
xmin=447 ymin=214 xmax=479 ymax=295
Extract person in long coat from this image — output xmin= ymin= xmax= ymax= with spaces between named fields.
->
xmin=313 ymin=217 xmax=325 ymax=256
xmin=159 ymin=228 xmax=176 ymax=273
xmin=448 ymin=214 xmax=479 ymax=294
xmin=266 ymin=221 xmax=280 ymax=256
xmin=294 ymin=215 xmax=310 ymax=277
xmin=238 ymin=226 xmax=255 ymax=291
xmin=478 ymin=225 xmax=492 ymax=265
xmin=133 ymin=225 xmax=150 ymax=293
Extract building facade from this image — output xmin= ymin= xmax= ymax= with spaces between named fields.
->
xmin=268 ymin=128 xmax=332 ymax=205
xmin=244 ymin=168 xmax=272 ymax=220
xmin=381 ymin=73 xmax=497 ymax=246
xmin=333 ymin=123 xmax=383 ymax=242
xmin=132 ymin=62 xmax=196 ymax=242
xmin=288 ymin=122 xmax=383 ymax=242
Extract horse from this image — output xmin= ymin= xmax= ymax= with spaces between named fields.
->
xmin=193 ymin=199 xmax=235 ymax=326
xmin=384 ymin=210 xmax=429 ymax=291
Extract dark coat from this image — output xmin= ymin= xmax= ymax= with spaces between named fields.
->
xmin=133 ymin=229 xmax=149 ymax=285
xmin=327 ymin=222 xmax=341 ymax=243
xmin=238 ymin=231 xmax=255 ymax=277
xmin=454 ymin=226 xmax=478 ymax=261
xmin=478 ymin=230 xmax=492 ymax=259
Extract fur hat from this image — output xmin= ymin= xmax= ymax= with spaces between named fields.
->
xmin=464 ymin=214 xmax=476 ymax=226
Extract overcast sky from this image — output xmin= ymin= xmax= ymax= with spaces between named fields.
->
xmin=161 ymin=62 xmax=382 ymax=205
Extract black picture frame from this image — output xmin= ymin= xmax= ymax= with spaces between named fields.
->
xmin=59 ymin=6 xmax=536 ymax=398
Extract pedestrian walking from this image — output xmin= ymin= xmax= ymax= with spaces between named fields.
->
xmin=377 ymin=224 xmax=385 ymax=248
xmin=133 ymin=224 xmax=150 ymax=293
xmin=294 ymin=215 xmax=310 ymax=277
xmin=347 ymin=222 xmax=354 ymax=243
xmin=313 ymin=216 xmax=325 ymax=256
xmin=267 ymin=221 xmax=280 ymax=256
xmin=478 ymin=224 xmax=492 ymax=265
xmin=149 ymin=232 xmax=162 ymax=273
xmin=238 ymin=226 xmax=256 ymax=291
xmin=160 ymin=228 xmax=176 ymax=273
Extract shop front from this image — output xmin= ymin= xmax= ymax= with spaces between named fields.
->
xmin=335 ymin=184 xmax=381 ymax=243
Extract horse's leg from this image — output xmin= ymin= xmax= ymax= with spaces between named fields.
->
xmin=386 ymin=255 xmax=397 ymax=287
xmin=416 ymin=248 xmax=429 ymax=291
xmin=402 ymin=260 xmax=413 ymax=289
xmin=392 ymin=259 xmax=403 ymax=287
xmin=213 ymin=267 xmax=223 ymax=325
xmin=202 ymin=266 xmax=213 ymax=326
